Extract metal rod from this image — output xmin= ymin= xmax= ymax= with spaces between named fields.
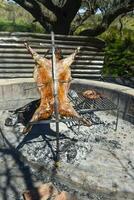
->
xmin=115 ymin=92 xmax=120 ymax=131
xmin=51 ymin=31 xmax=60 ymax=164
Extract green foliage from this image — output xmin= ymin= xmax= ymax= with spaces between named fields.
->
xmin=103 ymin=34 xmax=134 ymax=77
xmin=0 ymin=1 xmax=45 ymax=33
xmin=100 ymin=15 xmax=134 ymax=78
xmin=0 ymin=19 xmax=44 ymax=32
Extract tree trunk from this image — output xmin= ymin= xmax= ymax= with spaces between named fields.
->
xmin=53 ymin=20 xmax=70 ymax=35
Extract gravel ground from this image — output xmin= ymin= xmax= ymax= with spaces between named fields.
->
xmin=0 ymin=110 xmax=134 ymax=200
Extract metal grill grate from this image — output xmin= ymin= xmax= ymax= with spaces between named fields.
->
xmin=69 ymin=85 xmax=118 ymax=113
xmin=66 ymin=84 xmax=119 ymax=131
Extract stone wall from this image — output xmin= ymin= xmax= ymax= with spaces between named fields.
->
xmin=0 ymin=78 xmax=133 ymax=123
xmin=0 ymin=78 xmax=39 ymax=110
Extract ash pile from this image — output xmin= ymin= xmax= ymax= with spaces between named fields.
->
xmin=4 ymin=109 xmax=95 ymax=168
xmin=1 ymin=109 xmax=132 ymax=200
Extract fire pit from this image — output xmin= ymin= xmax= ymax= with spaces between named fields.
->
xmin=0 ymin=78 xmax=134 ymax=200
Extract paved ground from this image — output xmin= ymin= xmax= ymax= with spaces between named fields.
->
xmin=0 ymin=110 xmax=134 ymax=200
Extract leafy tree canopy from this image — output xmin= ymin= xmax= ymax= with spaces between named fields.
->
xmin=2 ymin=0 xmax=134 ymax=36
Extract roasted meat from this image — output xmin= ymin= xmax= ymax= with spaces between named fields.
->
xmin=24 ymin=43 xmax=54 ymax=122
xmin=24 ymin=43 xmax=91 ymax=133
xmin=82 ymin=89 xmax=102 ymax=99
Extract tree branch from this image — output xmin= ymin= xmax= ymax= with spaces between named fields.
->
xmin=82 ymin=0 xmax=98 ymax=14
xmin=62 ymin=0 xmax=82 ymax=23
xmin=13 ymin=0 xmax=57 ymax=32
xmin=52 ymin=0 xmax=82 ymax=34
xmin=79 ymin=0 xmax=134 ymax=36
xmin=119 ymin=13 xmax=126 ymax=37
xmin=35 ymin=0 xmax=60 ymax=13
xmin=71 ymin=9 xmax=92 ymax=34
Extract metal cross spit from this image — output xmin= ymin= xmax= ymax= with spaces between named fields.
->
xmin=51 ymin=31 xmax=60 ymax=167
xmin=27 ymin=32 xmax=119 ymax=169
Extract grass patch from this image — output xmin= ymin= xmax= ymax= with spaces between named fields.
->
xmin=0 ymin=20 xmax=44 ymax=33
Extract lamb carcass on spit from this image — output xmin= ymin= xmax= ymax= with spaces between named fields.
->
xmin=24 ymin=43 xmax=91 ymax=133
